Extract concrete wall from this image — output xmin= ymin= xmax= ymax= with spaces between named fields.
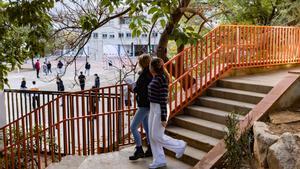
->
xmin=272 ymin=73 xmax=300 ymax=111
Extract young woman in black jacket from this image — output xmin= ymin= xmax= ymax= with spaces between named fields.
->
xmin=128 ymin=54 xmax=153 ymax=160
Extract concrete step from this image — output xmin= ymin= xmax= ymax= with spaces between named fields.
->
xmin=78 ymin=146 xmax=191 ymax=169
xmin=218 ymin=79 xmax=273 ymax=94
xmin=207 ymin=87 xmax=266 ymax=104
xmin=185 ymin=105 xmax=244 ymax=125
xmin=46 ymin=155 xmax=86 ymax=169
xmin=172 ymin=115 xmax=227 ymax=139
xmin=165 ymin=144 xmax=206 ymax=166
xmin=165 ymin=125 xmax=219 ymax=152
xmin=195 ymin=96 xmax=255 ymax=115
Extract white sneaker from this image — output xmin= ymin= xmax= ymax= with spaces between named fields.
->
xmin=175 ymin=141 xmax=187 ymax=158
xmin=149 ymin=162 xmax=167 ymax=169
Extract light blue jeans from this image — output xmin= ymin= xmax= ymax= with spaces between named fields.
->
xmin=130 ymin=107 xmax=150 ymax=146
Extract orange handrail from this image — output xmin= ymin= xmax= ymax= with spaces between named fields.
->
xmin=164 ymin=25 xmax=300 ymax=119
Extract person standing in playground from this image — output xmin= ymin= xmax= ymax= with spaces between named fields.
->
xmin=78 ymin=71 xmax=86 ymax=91
xmin=30 ymin=81 xmax=40 ymax=109
xmin=94 ymin=74 xmax=100 ymax=88
xmin=56 ymin=76 xmax=65 ymax=92
xmin=34 ymin=60 xmax=41 ymax=78
xmin=42 ymin=62 xmax=47 ymax=76
xmin=85 ymin=62 xmax=91 ymax=76
xmin=57 ymin=60 xmax=64 ymax=75
xmin=20 ymin=78 xmax=27 ymax=90
xmin=47 ymin=61 xmax=52 ymax=74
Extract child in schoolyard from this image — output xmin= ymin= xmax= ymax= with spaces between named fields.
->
xmin=42 ymin=62 xmax=47 ymax=76
xmin=148 ymin=58 xmax=187 ymax=169
xmin=85 ymin=62 xmax=91 ymax=76
xmin=30 ymin=81 xmax=40 ymax=109
xmin=124 ymin=78 xmax=133 ymax=107
xmin=20 ymin=78 xmax=27 ymax=90
xmin=57 ymin=60 xmax=64 ymax=75
xmin=78 ymin=71 xmax=86 ymax=91
xmin=35 ymin=60 xmax=41 ymax=78
xmin=128 ymin=54 xmax=153 ymax=160
xmin=94 ymin=74 xmax=100 ymax=88
xmin=56 ymin=76 xmax=65 ymax=92
xmin=47 ymin=61 xmax=52 ymax=74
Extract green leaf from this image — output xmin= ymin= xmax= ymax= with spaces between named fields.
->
xmin=129 ymin=22 xmax=136 ymax=29
xmin=148 ymin=7 xmax=158 ymax=14
xmin=160 ymin=19 xmax=166 ymax=28
xmin=109 ymin=5 xmax=114 ymax=13
xmin=137 ymin=29 xmax=141 ymax=37
xmin=176 ymin=39 xmax=183 ymax=47
xmin=185 ymin=26 xmax=194 ymax=31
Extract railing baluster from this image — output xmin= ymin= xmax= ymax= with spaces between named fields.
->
xmin=101 ymin=88 xmax=106 ymax=152
xmin=28 ymin=112 xmax=34 ymax=169
xmin=3 ymin=128 xmax=8 ymax=169
xmin=56 ymin=97 xmax=61 ymax=161
xmin=81 ymin=92 xmax=86 ymax=155
xmin=76 ymin=94 xmax=81 ymax=155
xmin=42 ymin=103 xmax=47 ymax=167
xmin=70 ymin=95 xmax=75 ymax=155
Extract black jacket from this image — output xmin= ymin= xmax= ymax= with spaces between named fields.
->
xmin=20 ymin=81 xmax=27 ymax=89
xmin=57 ymin=61 xmax=63 ymax=69
xmin=57 ymin=80 xmax=65 ymax=91
xmin=133 ymin=68 xmax=152 ymax=107
xmin=95 ymin=77 xmax=100 ymax=88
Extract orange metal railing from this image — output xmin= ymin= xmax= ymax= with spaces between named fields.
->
xmin=0 ymin=84 xmax=137 ymax=169
xmin=164 ymin=25 xmax=300 ymax=118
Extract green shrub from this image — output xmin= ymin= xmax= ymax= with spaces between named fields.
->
xmin=223 ymin=112 xmax=254 ymax=169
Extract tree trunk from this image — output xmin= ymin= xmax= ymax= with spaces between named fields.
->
xmin=156 ymin=0 xmax=194 ymax=90
xmin=31 ymin=57 xmax=35 ymax=70
xmin=156 ymin=0 xmax=191 ymax=62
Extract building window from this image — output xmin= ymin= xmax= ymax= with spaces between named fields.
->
xmin=119 ymin=33 xmax=124 ymax=38
xmin=152 ymin=32 xmax=158 ymax=37
xmin=141 ymin=33 xmax=147 ymax=38
xmin=102 ymin=33 xmax=107 ymax=39
xmin=120 ymin=17 xmax=131 ymax=24
xmin=109 ymin=33 xmax=115 ymax=39
xmin=126 ymin=32 xmax=132 ymax=38
xmin=93 ymin=33 xmax=98 ymax=39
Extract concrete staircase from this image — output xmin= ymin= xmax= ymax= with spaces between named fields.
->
xmin=46 ymin=78 xmax=273 ymax=169
xmin=165 ymin=78 xmax=273 ymax=166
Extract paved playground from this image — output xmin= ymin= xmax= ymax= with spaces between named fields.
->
xmin=5 ymin=56 xmax=138 ymax=91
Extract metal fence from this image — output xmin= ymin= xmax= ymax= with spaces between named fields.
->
xmin=0 ymin=84 xmax=137 ymax=169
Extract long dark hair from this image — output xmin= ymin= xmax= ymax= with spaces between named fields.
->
xmin=150 ymin=58 xmax=168 ymax=82
xmin=150 ymin=58 xmax=163 ymax=74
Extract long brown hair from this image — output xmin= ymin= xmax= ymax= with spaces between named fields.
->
xmin=138 ymin=54 xmax=151 ymax=69
xmin=150 ymin=58 xmax=164 ymax=74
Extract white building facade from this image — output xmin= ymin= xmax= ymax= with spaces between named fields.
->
xmin=84 ymin=16 xmax=161 ymax=60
